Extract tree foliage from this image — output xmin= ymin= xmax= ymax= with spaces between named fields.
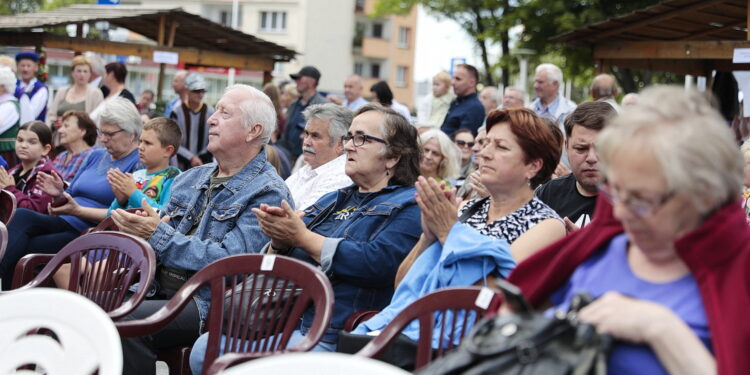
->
xmin=375 ymin=0 xmax=683 ymax=100
xmin=0 ymin=0 xmax=94 ymax=15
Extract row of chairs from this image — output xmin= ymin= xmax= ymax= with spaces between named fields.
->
xmin=0 ymin=192 xmax=504 ymax=374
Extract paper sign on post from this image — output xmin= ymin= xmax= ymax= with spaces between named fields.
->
xmin=261 ymin=255 xmax=276 ymax=271
xmin=732 ymin=48 xmax=750 ymax=63
xmin=153 ymin=50 xmax=179 ymax=65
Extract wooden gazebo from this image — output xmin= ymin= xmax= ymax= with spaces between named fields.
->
xmin=554 ymin=0 xmax=750 ymax=76
xmin=0 ymin=5 xmax=297 ymax=98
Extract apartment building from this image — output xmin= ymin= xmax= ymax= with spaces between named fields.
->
xmin=140 ymin=0 xmax=417 ymax=108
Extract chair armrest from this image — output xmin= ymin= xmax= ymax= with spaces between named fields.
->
xmin=11 ymin=254 xmax=55 ymax=289
xmin=343 ymin=309 xmax=380 ymax=332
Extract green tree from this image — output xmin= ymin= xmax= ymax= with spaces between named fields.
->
xmin=374 ymin=0 xmax=516 ymax=87
xmin=0 ymin=0 xmax=93 ymax=15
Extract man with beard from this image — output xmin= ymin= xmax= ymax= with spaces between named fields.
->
xmin=535 ymin=101 xmax=616 ymax=230
xmin=284 ymin=103 xmax=353 ymax=210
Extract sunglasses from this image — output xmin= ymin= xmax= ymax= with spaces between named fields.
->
xmin=455 ymin=140 xmax=475 ymax=148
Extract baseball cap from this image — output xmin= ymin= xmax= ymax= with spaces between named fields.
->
xmin=185 ymin=73 xmax=207 ymax=91
xmin=290 ymin=66 xmax=321 ymax=82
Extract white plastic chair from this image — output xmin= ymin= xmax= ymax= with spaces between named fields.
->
xmin=0 ymin=288 xmax=123 ymax=375
xmin=219 ymin=352 xmax=410 ymax=375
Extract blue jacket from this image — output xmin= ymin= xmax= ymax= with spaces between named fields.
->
xmin=354 ymin=222 xmax=516 ymax=347
xmin=288 ymin=184 xmax=422 ymax=343
xmin=148 ymin=148 xmax=292 ymax=320
xmin=440 ymin=92 xmax=486 ymax=136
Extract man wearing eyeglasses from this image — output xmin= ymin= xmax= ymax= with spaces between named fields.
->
xmin=284 ymin=103 xmax=353 ymax=210
xmin=535 ymin=101 xmax=617 ymax=230
xmin=169 ymin=72 xmax=215 ymax=169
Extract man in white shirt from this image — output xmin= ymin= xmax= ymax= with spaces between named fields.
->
xmin=285 ymin=103 xmax=353 ymax=210
xmin=331 ymin=74 xmax=368 ymax=111
xmin=14 ymin=52 xmax=48 ymax=123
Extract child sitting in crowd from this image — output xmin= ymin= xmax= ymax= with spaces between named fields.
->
xmin=107 ymin=117 xmax=181 ymax=214
xmin=0 ymin=121 xmax=57 ymax=213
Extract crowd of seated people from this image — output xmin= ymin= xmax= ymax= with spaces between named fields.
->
xmin=0 ymin=54 xmax=748 ymax=375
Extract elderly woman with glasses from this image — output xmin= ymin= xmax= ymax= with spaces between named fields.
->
xmin=188 ymin=104 xmax=422 ymax=373
xmin=0 ymin=97 xmax=142 ymax=289
xmin=508 ymin=86 xmax=750 ymax=374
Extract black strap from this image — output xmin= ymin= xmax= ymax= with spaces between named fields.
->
xmin=458 ymin=197 xmax=489 ymax=223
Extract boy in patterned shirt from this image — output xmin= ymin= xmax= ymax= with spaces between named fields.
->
xmin=107 ymin=117 xmax=181 ymax=214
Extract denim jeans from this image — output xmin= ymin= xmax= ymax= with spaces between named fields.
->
xmin=188 ymin=330 xmax=337 ymax=375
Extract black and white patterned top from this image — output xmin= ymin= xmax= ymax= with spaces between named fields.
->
xmin=458 ymin=197 xmax=562 ymax=244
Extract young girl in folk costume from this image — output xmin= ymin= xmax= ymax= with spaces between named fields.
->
xmin=0 ymin=121 xmax=58 ymax=213
xmin=0 ymin=67 xmax=20 ymax=167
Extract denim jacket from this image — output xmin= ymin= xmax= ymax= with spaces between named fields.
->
xmin=288 ymin=183 xmax=422 ymax=343
xmin=148 ymin=148 xmax=292 ymax=320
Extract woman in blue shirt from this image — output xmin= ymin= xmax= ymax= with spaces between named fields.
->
xmin=0 ymin=97 xmax=141 ymax=289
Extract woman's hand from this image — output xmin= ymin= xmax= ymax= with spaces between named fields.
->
xmin=47 ymin=192 xmax=80 ymax=216
xmin=110 ymin=199 xmax=161 ymax=239
xmin=107 ymin=168 xmax=136 ymax=205
xmin=252 ymin=201 xmax=312 ymax=249
xmin=468 ymin=170 xmax=489 ymax=199
xmin=0 ymin=168 xmax=15 ymax=187
xmin=415 ymin=176 xmax=458 ymax=244
xmin=578 ymin=291 xmax=673 ymax=344
xmin=37 ymin=170 xmax=65 ymax=197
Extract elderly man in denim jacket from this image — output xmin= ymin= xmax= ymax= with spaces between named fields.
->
xmin=111 ymin=84 xmax=292 ymax=375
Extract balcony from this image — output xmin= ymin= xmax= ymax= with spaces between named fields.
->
xmin=361 ymin=36 xmax=389 ymax=59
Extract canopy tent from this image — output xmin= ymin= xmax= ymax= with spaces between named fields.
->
xmin=554 ymin=0 xmax=750 ymax=76
xmin=0 ymin=5 xmax=297 ymax=98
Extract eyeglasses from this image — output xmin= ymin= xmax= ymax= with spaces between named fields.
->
xmin=598 ymin=183 xmax=675 ymax=218
xmin=455 ymin=140 xmax=475 ymax=148
xmin=97 ymin=129 xmax=125 ymax=139
xmin=342 ymin=133 xmax=387 ymax=147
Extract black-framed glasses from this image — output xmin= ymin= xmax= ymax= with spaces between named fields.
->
xmin=97 ymin=129 xmax=125 ymax=139
xmin=455 ymin=140 xmax=475 ymax=148
xmin=342 ymin=133 xmax=387 ymax=147
xmin=598 ymin=183 xmax=675 ymax=218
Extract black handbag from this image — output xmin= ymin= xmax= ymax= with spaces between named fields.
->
xmin=221 ymin=274 xmax=303 ymax=337
xmin=417 ymin=282 xmax=611 ymax=375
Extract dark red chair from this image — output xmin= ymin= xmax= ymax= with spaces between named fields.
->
xmin=115 ymin=253 xmax=335 ymax=375
xmin=0 ymin=221 xmax=7 ymax=266
xmin=9 ymin=231 xmax=156 ymax=320
xmin=0 ymin=189 xmax=16 ymax=225
xmin=355 ymin=287 xmax=502 ymax=370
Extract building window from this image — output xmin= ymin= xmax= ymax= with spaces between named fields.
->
xmin=355 ymin=0 xmax=365 ymax=12
xmin=396 ymin=66 xmax=408 ymax=87
xmin=372 ymin=22 xmax=383 ymax=38
xmin=220 ymin=11 xmax=230 ymax=27
xmin=260 ymin=11 xmax=287 ymax=33
xmin=398 ymin=27 xmax=409 ymax=48
xmin=371 ymin=63 xmax=381 ymax=79
xmin=354 ymin=62 xmax=364 ymax=76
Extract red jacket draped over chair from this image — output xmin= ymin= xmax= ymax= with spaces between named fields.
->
xmin=508 ymin=196 xmax=750 ymax=375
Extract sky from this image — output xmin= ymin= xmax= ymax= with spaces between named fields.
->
xmin=413 ymin=6 xmax=479 ymax=83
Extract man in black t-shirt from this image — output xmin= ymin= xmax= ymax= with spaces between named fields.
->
xmin=536 ymin=101 xmax=617 ymax=230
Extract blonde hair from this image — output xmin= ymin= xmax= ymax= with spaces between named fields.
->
xmin=597 ymin=85 xmax=743 ymax=214
xmin=71 ymin=55 xmax=91 ymax=70
xmin=433 ymin=71 xmax=451 ymax=86
xmin=0 ymin=55 xmax=16 ymax=73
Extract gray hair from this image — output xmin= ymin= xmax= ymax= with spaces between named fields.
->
xmin=0 ymin=67 xmax=16 ymax=94
xmin=419 ymin=129 xmax=460 ymax=179
xmin=226 ymin=84 xmax=277 ymax=145
xmin=535 ymin=63 xmax=563 ymax=85
xmin=98 ymin=97 xmax=142 ymax=139
xmin=597 ymin=85 xmax=743 ymax=214
xmin=505 ymin=87 xmax=526 ymax=99
xmin=84 ymin=53 xmax=105 ymax=78
xmin=303 ymin=103 xmax=352 ymax=146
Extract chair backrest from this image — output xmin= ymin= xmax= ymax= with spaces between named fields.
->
xmin=0 ymin=288 xmax=123 ymax=375
xmin=16 ymin=231 xmax=156 ymax=320
xmin=0 ymin=221 xmax=7 ymax=267
xmin=0 ymin=189 xmax=16 ymax=225
xmin=356 ymin=287 xmax=502 ymax=370
xmin=116 ymin=254 xmax=334 ymax=375
xmin=219 ymin=352 xmax=410 ymax=375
